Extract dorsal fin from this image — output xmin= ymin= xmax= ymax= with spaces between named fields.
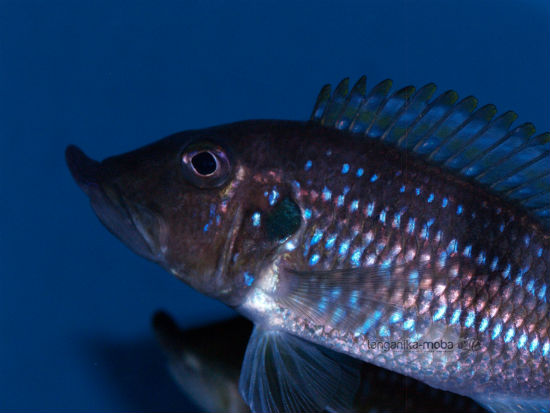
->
xmin=310 ymin=76 xmax=550 ymax=227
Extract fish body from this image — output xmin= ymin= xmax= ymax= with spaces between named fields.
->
xmin=153 ymin=313 xmax=486 ymax=413
xmin=66 ymin=76 xmax=550 ymax=413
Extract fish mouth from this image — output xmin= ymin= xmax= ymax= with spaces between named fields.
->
xmin=65 ymin=145 xmax=164 ymax=262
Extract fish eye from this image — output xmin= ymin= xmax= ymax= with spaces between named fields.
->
xmin=181 ymin=143 xmax=231 ymax=188
xmin=191 ymin=151 xmax=217 ymax=176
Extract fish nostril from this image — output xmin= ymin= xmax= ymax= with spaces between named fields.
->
xmin=65 ymin=145 xmax=101 ymax=193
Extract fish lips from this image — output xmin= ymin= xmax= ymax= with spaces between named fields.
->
xmin=65 ymin=145 xmax=163 ymax=263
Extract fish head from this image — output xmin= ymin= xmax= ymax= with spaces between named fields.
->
xmin=66 ymin=121 xmax=304 ymax=306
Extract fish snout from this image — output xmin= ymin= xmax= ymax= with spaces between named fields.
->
xmin=65 ymin=144 xmax=165 ymax=263
xmin=65 ymin=145 xmax=102 ymax=196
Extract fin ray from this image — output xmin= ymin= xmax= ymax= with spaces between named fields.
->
xmin=239 ymin=326 xmax=361 ymax=413
xmin=310 ymin=77 xmax=550 ymax=226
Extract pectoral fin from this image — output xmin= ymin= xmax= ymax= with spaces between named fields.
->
xmin=239 ymin=326 xmax=361 ymax=413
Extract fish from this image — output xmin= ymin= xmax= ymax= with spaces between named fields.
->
xmin=66 ymin=75 xmax=550 ymax=413
xmin=152 ymin=312 xmax=251 ymax=413
xmin=152 ymin=312 xmax=486 ymax=413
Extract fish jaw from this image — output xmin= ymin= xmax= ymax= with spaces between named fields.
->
xmin=65 ymin=145 xmax=167 ymax=263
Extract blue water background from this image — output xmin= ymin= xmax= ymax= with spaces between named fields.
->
xmin=1 ymin=0 xmax=548 ymax=410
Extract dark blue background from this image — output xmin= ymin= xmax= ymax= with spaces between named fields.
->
xmin=1 ymin=0 xmax=548 ymax=410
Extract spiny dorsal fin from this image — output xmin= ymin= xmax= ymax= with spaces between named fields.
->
xmin=310 ymin=76 xmax=550 ymax=227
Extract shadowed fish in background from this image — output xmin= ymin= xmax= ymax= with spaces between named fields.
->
xmin=152 ymin=312 xmax=486 ymax=413
xmin=66 ymin=76 xmax=550 ymax=413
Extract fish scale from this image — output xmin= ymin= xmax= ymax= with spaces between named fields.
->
xmin=240 ymin=123 xmax=549 ymax=403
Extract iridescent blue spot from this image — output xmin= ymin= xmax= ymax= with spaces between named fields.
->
xmin=318 ymin=296 xmax=328 ymax=313
xmin=490 ymin=257 xmax=499 ymax=271
xmin=477 ymin=252 xmax=486 ymax=265
xmin=343 ymin=186 xmax=350 ymax=195
xmin=409 ymin=270 xmax=419 ymax=280
xmin=516 ymin=267 xmax=528 ymax=286
xmin=515 ymin=274 xmax=523 ymax=286
xmin=341 ymin=163 xmax=350 ymax=174
xmin=523 ymin=235 xmax=530 ymax=247
xmin=322 ymin=186 xmax=332 ymax=201
xmin=442 ymin=197 xmax=448 ymax=207
xmin=292 ymin=180 xmax=301 ymax=190
xmin=499 ymin=223 xmax=505 ymax=232
xmin=421 ymin=219 xmax=434 ymax=239
xmin=251 ymin=212 xmax=261 ymax=227
xmin=381 ymin=258 xmax=392 ymax=269
xmin=356 ymin=168 xmax=364 ymax=177
xmin=370 ymin=174 xmax=379 ymax=182
xmin=463 ymin=245 xmax=472 ymax=258
xmin=457 ymin=205 xmax=463 ymax=215
xmin=407 ymin=217 xmax=416 ymax=233
xmin=526 ymin=279 xmax=535 ymax=295
xmin=367 ymin=202 xmax=375 ymax=217
xmin=492 ymin=323 xmax=502 ymax=340
xmin=359 ymin=310 xmax=382 ymax=333
xmin=379 ymin=210 xmax=386 ymax=224
xmin=309 ymin=254 xmax=320 ymax=266
xmin=337 ymin=195 xmax=345 ymax=206
xmin=244 ymin=272 xmax=254 ymax=286
xmin=310 ymin=229 xmax=323 ymax=246
xmin=543 ymin=342 xmax=550 ymax=356
xmin=447 ymin=239 xmax=458 ymax=254
xmin=390 ymin=311 xmax=402 ymax=323
xmin=400 ymin=185 xmax=405 ymax=193
xmin=349 ymin=290 xmax=360 ymax=306
xmin=339 ymin=240 xmax=350 ymax=256
xmin=325 ymin=235 xmax=337 ymax=249
xmin=529 ymin=337 xmax=539 ymax=352
xmin=203 ymin=223 xmax=209 ymax=232
xmin=427 ymin=193 xmax=434 ymax=203
xmin=209 ymin=204 xmax=216 ymax=217
xmin=537 ymin=248 xmax=543 ymax=257
xmin=331 ymin=287 xmax=341 ymax=299
xmin=403 ymin=319 xmax=415 ymax=330
xmin=268 ymin=188 xmax=279 ymax=206
xmin=379 ymin=325 xmax=390 ymax=337
xmin=438 ymin=251 xmax=448 ymax=268
xmin=465 ymin=311 xmax=475 ymax=328
xmin=304 ymin=160 xmax=312 ymax=171
xmin=517 ymin=333 xmax=526 ymax=348
xmin=503 ymin=264 xmax=511 ymax=279
xmin=351 ymin=249 xmax=362 ymax=266
xmin=304 ymin=209 xmax=312 ymax=219
xmin=332 ymin=307 xmax=346 ymax=323
xmin=392 ymin=212 xmax=402 ymax=228
xmin=415 ymin=187 xmax=421 ymax=196
xmin=479 ymin=317 xmax=489 ymax=332
xmin=538 ymin=284 xmax=547 ymax=301
xmin=351 ymin=200 xmax=359 ymax=212
xmin=504 ymin=328 xmax=515 ymax=343
xmin=433 ymin=305 xmax=447 ymax=321
xmin=450 ymin=309 xmax=461 ymax=325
